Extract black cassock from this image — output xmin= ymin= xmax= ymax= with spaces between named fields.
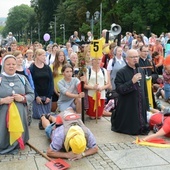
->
xmin=111 ymin=65 xmax=150 ymax=135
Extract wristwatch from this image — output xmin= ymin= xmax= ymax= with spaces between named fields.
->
xmin=81 ymin=152 xmax=86 ymax=157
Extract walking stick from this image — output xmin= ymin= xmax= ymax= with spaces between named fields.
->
xmin=77 ymin=51 xmax=86 ymax=123
xmin=95 ymin=68 xmax=98 ymax=123
xmin=26 ymin=142 xmax=51 ymax=161
xmin=26 ymin=142 xmax=71 ymax=169
xmin=81 ymin=79 xmax=85 ymax=123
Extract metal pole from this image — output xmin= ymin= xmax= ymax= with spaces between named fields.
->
xmin=38 ymin=23 xmax=40 ymax=42
xmin=54 ymin=15 xmax=56 ymax=43
xmin=100 ymin=3 xmax=102 ymax=36
xmin=91 ymin=16 xmax=94 ymax=37
xmin=63 ymin=24 xmax=65 ymax=44
xmin=31 ymin=27 xmax=32 ymax=44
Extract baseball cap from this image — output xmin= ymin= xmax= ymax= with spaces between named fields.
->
xmin=9 ymin=32 xmax=12 ymax=35
xmin=64 ymin=125 xmax=86 ymax=154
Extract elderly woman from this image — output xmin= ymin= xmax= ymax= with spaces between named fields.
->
xmin=0 ymin=55 xmax=34 ymax=154
xmin=29 ymin=49 xmax=54 ymax=119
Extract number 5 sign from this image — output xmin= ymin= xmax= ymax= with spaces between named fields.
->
xmin=90 ymin=40 xmax=102 ymax=59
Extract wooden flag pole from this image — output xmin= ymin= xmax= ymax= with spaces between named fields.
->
xmin=90 ymin=39 xmax=102 ymax=123
xmin=81 ymin=79 xmax=85 ymax=123
xmin=26 ymin=142 xmax=51 ymax=161
xmin=95 ymin=66 xmax=98 ymax=123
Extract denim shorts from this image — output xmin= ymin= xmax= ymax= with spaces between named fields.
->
xmin=45 ymin=122 xmax=55 ymax=139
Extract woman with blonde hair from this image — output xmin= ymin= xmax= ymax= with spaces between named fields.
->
xmin=83 ymin=44 xmax=91 ymax=68
xmin=50 ymin=50 xmax=67 ymax=112
xmin=24 ymin=49 xmax=34 ymax=68
xmin=29 ymin=49 xmax=54 ymax=120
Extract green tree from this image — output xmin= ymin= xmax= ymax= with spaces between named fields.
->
xmin=2 ymin=4 xmax=35 ymax=43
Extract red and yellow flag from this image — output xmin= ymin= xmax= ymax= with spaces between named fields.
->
xmin=92 ymin=91 xmax=101 ymax=112
xmin=7 ymin=102 xmax=24 ymax=149
xmin=135 ymin=137 xmax=170 ymax=148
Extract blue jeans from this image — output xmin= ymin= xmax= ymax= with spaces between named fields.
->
xmin=45 ymin=123 xmax=55 ymax=139
xmin=164 ymin=83 xmax=170 ymax=100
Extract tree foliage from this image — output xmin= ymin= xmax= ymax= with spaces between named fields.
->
xmin=2 ymin=5 xmax=35 ymax=37
xmin=2 ymin=0 xmax=170 ymax=44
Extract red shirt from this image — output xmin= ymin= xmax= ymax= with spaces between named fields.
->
xmin=149 ymin=114 xmax=170 ymax=137
xmin=153 ymin=55 xmax=164 ymax=67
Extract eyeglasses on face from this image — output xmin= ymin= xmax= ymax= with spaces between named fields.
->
xmin=141 ymin=51 xmax=149 ymax=52
xmin=128 ymin=56 xmax=139 ymax=59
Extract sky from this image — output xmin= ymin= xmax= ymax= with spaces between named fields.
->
xmin=0 ymin=0 xmax=31 ymax=18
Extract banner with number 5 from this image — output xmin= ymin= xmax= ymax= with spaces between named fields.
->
xmin=90 ymin=40 xmax=102 ymax=59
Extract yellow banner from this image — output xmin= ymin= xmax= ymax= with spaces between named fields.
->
xmin=90 ymin=40 xmax=102 ymax=59
xmin=146 ymin=77 xmax=153 ymax=108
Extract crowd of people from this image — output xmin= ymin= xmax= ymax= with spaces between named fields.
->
xmin=1 ymin=29 xmax=170 ymax=158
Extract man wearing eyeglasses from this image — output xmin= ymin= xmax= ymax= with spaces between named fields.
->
xmin=138 ymin=45 xmax=158 ymax=84
xmin=111 ymin=49 xmax=150 ymax=135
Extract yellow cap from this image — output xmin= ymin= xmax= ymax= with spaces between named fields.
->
xmin=64 ymin=125 xmax=86 ymax=154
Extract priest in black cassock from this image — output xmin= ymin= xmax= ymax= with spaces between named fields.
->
xmin=111 ymin=49 xmax=150 ymax=135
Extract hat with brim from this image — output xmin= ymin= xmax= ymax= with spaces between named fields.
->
xmin=64 ymin=125 xmax=86 ymax=154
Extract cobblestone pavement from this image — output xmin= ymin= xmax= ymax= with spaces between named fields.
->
xmin=1 ymin=98 xmax=170 ymax=170
xmin=0 ymin=137 xmax=142 ymax=170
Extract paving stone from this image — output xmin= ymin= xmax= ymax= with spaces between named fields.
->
xmin=105 ymin=148 xmax=168 ymax=169
xmin=2 ymin=99 xmax=170 ymax=170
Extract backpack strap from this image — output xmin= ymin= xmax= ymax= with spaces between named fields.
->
xmin=88 ymin=67 xmax=91 ymax=81
xmin=88 ymin=67 xmax=106 ymax=84
xmin=112 ymin=57 xmax=116 ymax=67
xmin=100 ymin=67 xmax=106 ymax=84
xmin=48 ymin=54 xmax=51 ymax=65
xmin=17 ymin=74 xmax=26 ymax=85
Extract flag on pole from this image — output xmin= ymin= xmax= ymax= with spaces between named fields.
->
xmin=92 ymin=91 xmax=101 ymax=112
xmin=7 ymin=102 xmax=24 ymax=149
xmin=146 ymin=76 xmax=153 ymax=108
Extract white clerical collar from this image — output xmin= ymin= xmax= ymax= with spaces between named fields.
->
xmin=141 ymin=57 xmax=147 ymax=61
xmin=2 ymin=72 xmax=16 ymax=77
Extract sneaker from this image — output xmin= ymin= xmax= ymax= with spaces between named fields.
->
xmin=155 ymin=88 xmax=162 ymax=99
xmin=45 ymin=113 xmax=53 ymax=123
xmin=45 ymin=113 xmax=51 ymax=120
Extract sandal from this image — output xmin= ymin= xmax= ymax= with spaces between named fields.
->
xmin=45 ymin=113 xmax=51 ymax=120
xmin=38 ymin=119 xmax=44 ymax=130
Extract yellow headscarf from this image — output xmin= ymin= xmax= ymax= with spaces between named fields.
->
xmin=64 ymin=125 xmax=86 ymax=154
